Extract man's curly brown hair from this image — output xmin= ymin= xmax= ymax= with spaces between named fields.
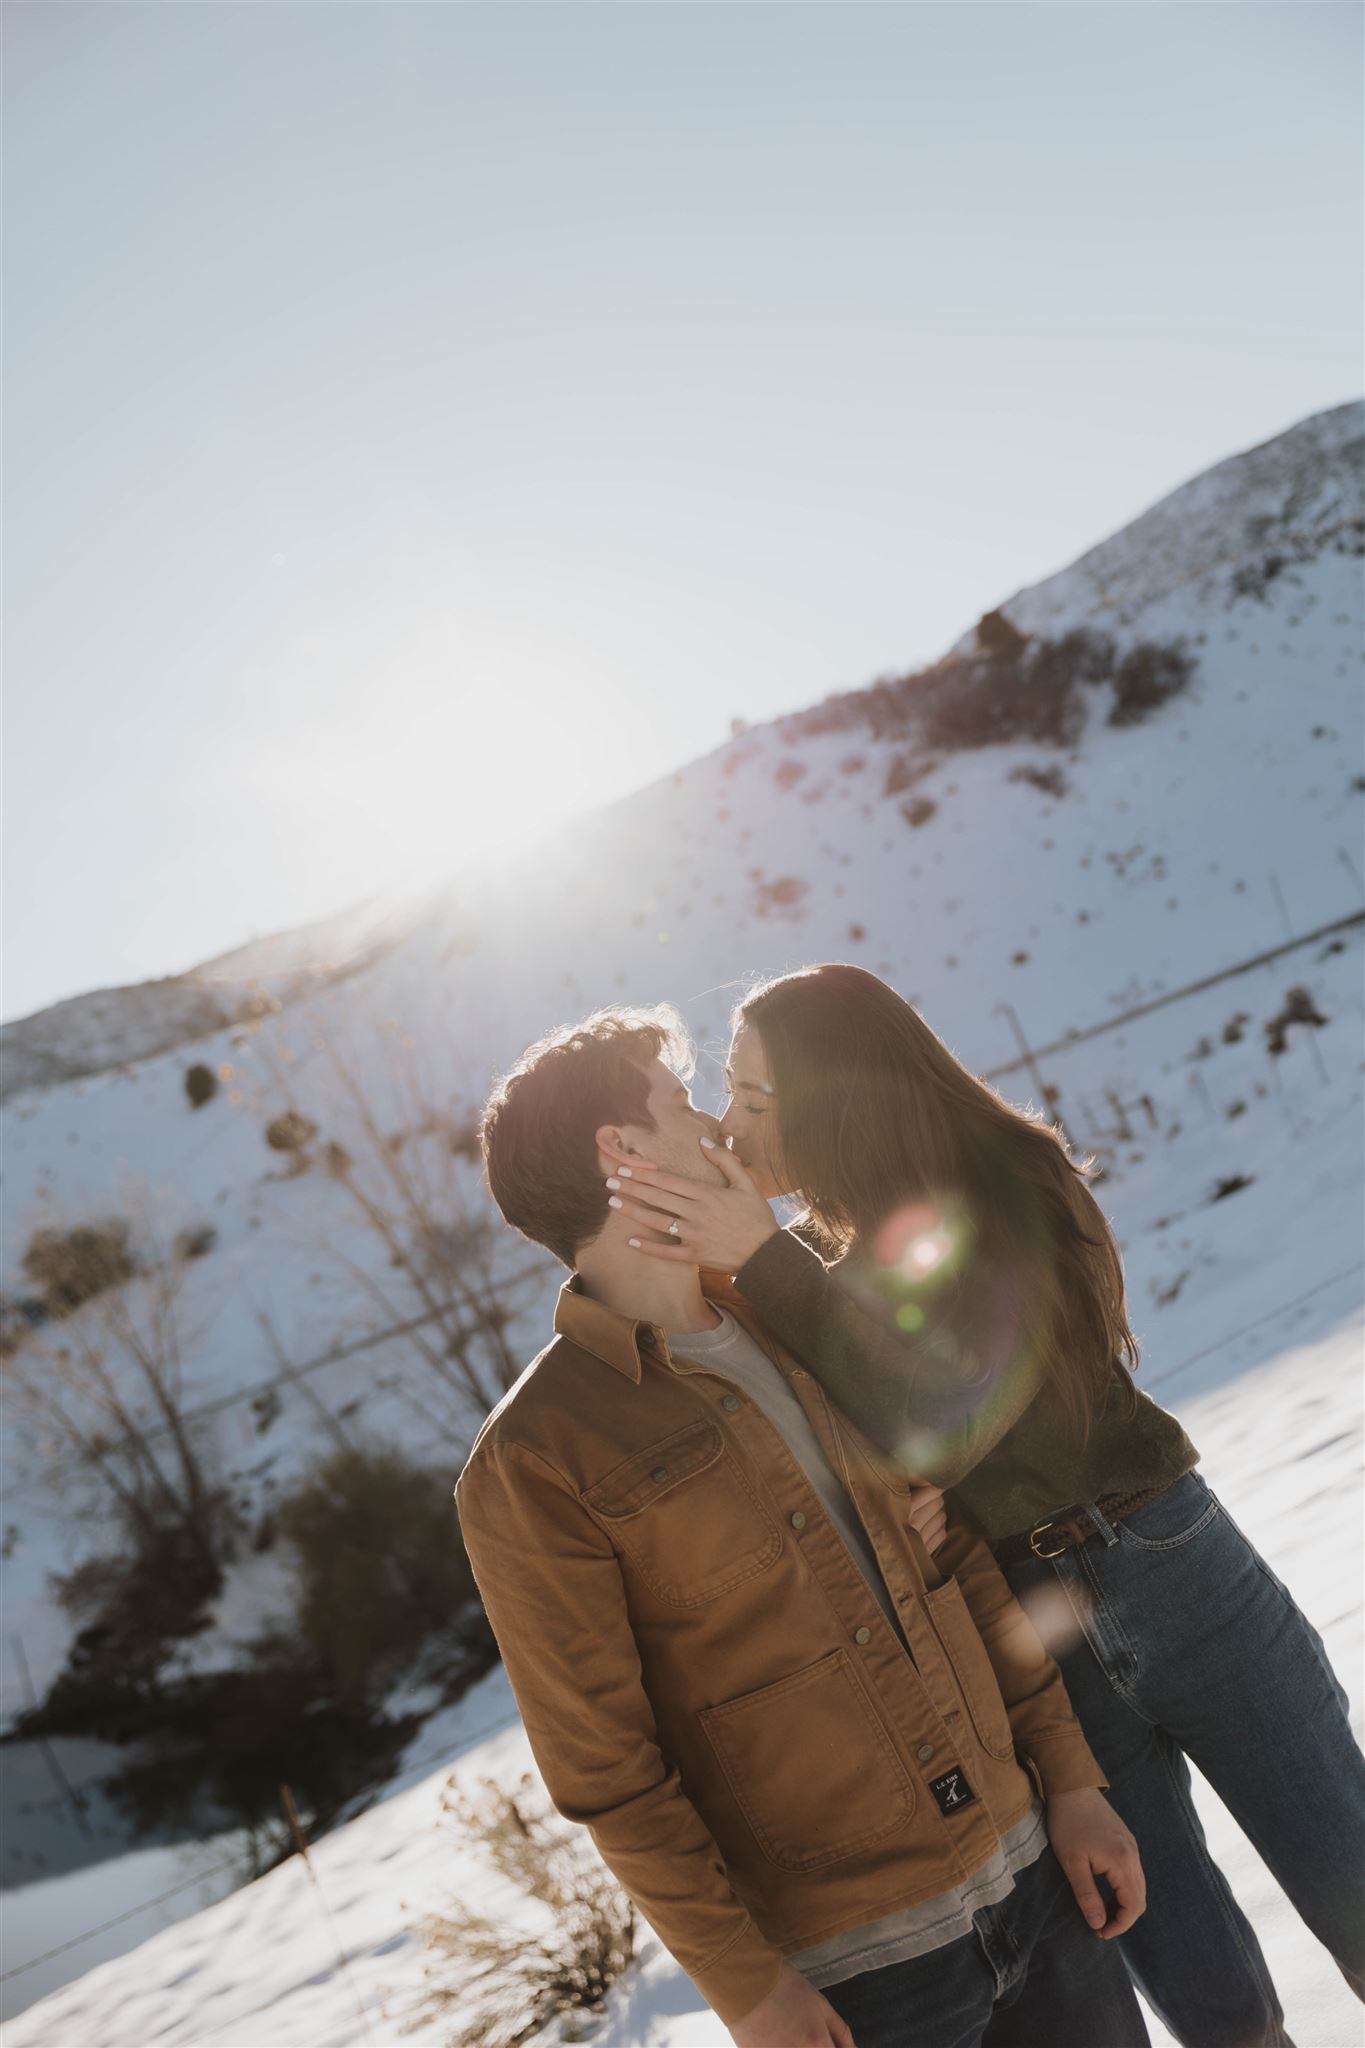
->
xmin=481 ymin=1005 xmax=694 ymax=1267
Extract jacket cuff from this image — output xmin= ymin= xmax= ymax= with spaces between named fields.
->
xmin=690 ymin=1923 xmax=787 ymax=2028
xmin=1019 ymin=1729 xmax=1109 ymax=1798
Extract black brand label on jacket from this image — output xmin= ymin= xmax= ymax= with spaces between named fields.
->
xmin=929 ymin=1767 xmax=976 ymax=1815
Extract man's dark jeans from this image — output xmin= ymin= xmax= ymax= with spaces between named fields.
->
xmin=820 ymin=1844 xmax=1149 ymax=2048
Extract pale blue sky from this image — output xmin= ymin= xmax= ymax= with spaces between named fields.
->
xmin=4 ymin=2 xmax=1361 ymax=1022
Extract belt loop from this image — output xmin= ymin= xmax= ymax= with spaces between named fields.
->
xmin=1083 ymin=1500 xmax=1120 ymax=1546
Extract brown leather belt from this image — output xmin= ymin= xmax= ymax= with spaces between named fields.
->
xmin=993 ymin=1482 xmax=1172 ymax=1565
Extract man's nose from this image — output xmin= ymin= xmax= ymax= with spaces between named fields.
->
xmin=700 ymin=1109 xmax=725 ymax=1142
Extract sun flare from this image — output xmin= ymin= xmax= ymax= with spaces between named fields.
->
xmin=300 ymin=691 xmax=586 ymax=878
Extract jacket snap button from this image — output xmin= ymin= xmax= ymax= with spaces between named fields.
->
xmin=651 ymin=1467 xmax=669 ymax=1483
xmin=790 ymin=1511 xmax=806 ymax=1530
xmin=721 ymin=1395 xmax=740 ymax=1411
xmin=854 ymin=1626 xmax=872 ymax=1645
xmin=917 ymin=1743 xmax=935 ymax=1762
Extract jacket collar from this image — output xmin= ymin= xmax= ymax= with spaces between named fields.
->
xmin=554 ymin=1269 xmax=751 ymax=1383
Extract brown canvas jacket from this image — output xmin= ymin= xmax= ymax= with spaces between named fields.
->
xmin=454 ymin=1271 xmax=1105 ymax=2027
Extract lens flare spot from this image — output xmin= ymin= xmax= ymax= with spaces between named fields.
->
xmin=872 ymin=1202 xmax=940 ymax=1270
xmin=907 ymin=1231 xmax=950 ymax=1276
xmin=895 ymin=1302 xmax=926 ymax=1333
xmin=871 ymin=1199 xmax=968 ymax=1293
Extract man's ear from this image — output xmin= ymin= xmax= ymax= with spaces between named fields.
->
xmin=595 ymin=1123 xmax=644 ymax=1175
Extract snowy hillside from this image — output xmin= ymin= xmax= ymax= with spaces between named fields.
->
xmin=0 ymin=897 xmax=411 ymax=1104
xmin=2 ymin=398 xmax=1362 ymax=2036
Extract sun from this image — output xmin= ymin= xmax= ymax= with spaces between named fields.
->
xmin=303 ymin=684 xmax=587 ymax=879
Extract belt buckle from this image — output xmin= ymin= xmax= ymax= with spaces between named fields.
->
xmin=1028 ymin=1518 xmax=1070 ymax=1560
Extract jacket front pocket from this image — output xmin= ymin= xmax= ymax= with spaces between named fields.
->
xmin=923 ymin=1576 xmax=1015 ymax=1760
xmin=699 ymin=1649 xmax=916 ymax=1872
xmin=583 ymin=1419 xmax=782 ymax=1606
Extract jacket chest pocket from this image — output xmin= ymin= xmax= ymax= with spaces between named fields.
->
xmin=583 ymin=1419 xmax=782 ymax=1607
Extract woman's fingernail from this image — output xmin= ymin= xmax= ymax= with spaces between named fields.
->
xmin=618 ymin=1166 xmax=633 ymax=1178
xmin=628 ymin=1238 xmax=641 ymax=1249
xmin=606 ymin=1176 xmax=621 ymax=1190
xmin=608 ymin=1196 xmax=623 ymax=1209
xmin=700 ymin=1137 xmax=716 ymax=1148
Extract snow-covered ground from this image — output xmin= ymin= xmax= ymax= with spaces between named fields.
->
xmin=1 ymin=400 xmax=1362 ymax=2041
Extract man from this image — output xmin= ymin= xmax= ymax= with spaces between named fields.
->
xmin=456 ymin=1005 xmax=1149 ymax=2047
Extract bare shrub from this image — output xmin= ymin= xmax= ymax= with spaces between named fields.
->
xmin=413 ymin=1771 xmax=636 ymax=2048
xmin=1265 ymin=985 xmax=1328 ymax=1055
xmin=778 ymin=624 xmax=1192 ymax=757
xmin=1109 ymin=641 xmax=1195 ymax=727
xmin=883 ymin=751 xmax=936 ymax=799
xmin=22 ymin=1220 xmax=135 ymax=1317
xmin=1230 ymin=554 xmax=1287 ymax=603
xmin=46 ymin=1513 xmax=226 ymax=1719
xmin=277 ymin=1446 xmax=485 ymax=1708
xmin=265 ymin=1109 xmax=319 ymax=1155
xmin=1031 ymin=626 xmax=1117 ymax=692
xmin=901 ymin=796 xmax=938 ymax=828
xmin=101 ymin=1643 xmax=422 ymax=1867
xmin=1008 ymin=762 xmax=1070 ymax=799
xmin=0 ymin=1293 xmax=45 ymax=1359
xmin=975 ymin=608 xmax=1029 ymax=659
xmin=753 ymin=875 xmax=809 ymax=918
xmin=9 ymin=1232 xmax=230 ymax=1584
xmin=184 ymin=1063 xmax=219 ymax=1109
xmin=249 ymin=1018 xmax=527 ymax=1439
xmin=916 ymin=656 xmax=1085 ymax=753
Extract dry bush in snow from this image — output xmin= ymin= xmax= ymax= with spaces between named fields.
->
xmin=276 ymin=1444 xmax=486 ymax=1708
xmin=249 ymin=1014 xmax=531 ymax=1441
xmin=183 ymin=1062 xmax=219 ymax=1109
xmin=10 ymin=1227 xmax=227 ymax=1572
xmin=412 ymin=1771 xmax=636 ymax=2048
xmin=22 ymin=1219 xmax=136 ymax=1317
xmin=7 ymin=1228 xmax=237 ymax=1717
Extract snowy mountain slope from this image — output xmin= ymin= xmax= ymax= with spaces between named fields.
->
xmin=966 ymin=396 xmax=1363 ymax=641
xmin=0 ymin=896 xmax=412 ymax=1105
xmin=1 ymin=399 xmax=1362 ymax=2028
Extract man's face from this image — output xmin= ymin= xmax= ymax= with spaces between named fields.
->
xmin=610 ymin=1057 xmax=727 ymax=1184
xmin=717 ymin=1024 xmax=790 ymax=1200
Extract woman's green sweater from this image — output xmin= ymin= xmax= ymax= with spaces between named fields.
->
xmin=735 ymin=1227 xmax=1198 ymax=1545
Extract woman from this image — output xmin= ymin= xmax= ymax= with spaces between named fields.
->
xmin=614 ymin=962 xmax=1365 ymax=2048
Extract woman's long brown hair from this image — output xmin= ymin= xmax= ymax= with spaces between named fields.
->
xmin=738 ymin=963 xmax=1139 ymax=1439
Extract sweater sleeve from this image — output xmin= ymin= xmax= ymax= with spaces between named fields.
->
xmin=735 ymin=1226 xmax=1044 ymax=1488
xmin=454 ymin=1439 xmax=785 ymax=2028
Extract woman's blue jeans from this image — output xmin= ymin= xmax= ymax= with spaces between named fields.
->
xmin=1001 ymin=1470 xmax=1365 ymax=2048
xmin=821 ymin=1843 xmax=1149 ymax=2047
